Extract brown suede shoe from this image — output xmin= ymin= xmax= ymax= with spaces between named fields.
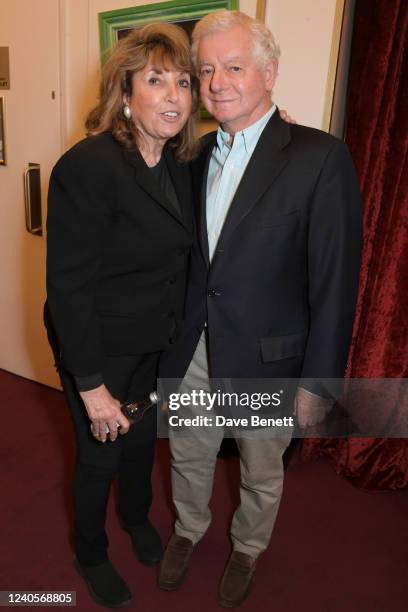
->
xmin=157 ymin=534 xmax=194 ymax=591
xmin=218 ymin=551 xmax=257 ymax=608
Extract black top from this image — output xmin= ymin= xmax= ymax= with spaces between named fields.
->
xmin=149 ymin=155 xmax=181 ymax=216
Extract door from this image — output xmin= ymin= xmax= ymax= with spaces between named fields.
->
xmin=0 ymin=0 xmax=62 ymax=387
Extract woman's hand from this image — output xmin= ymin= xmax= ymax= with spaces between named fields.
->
xmin=279 ymin=109 xmax=297 ymax=124
xmin=79 ymin=384 xmax=130 ymax=442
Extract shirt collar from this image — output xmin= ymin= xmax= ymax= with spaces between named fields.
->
xmin=216 ymin=104 xmax=276 ymax=155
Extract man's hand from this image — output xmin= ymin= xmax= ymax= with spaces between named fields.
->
xmin=294 ymin=387 xmax=334 ymax=429
xmin=79 ymin=384 xmax=130 ymax=442
xmin=279 ymin=108 xmax=297 ymax=124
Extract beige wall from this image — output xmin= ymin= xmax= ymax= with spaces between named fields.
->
xmin=61 ymin=0 xmax=140 ymax=148
xmin=265 ymin=0 xmax=338 ymax=129
xmin=0 ymin=0 xmax=62 ymax=386
xmin=62 ymin=0 xmax=340 ymax=147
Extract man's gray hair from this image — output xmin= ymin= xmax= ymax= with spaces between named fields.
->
xmin=191 ymin=10 xmax=281 ymax=69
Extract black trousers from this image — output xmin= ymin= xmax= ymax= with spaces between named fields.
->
xmin=59 ymin=352 xmax=160 ymax=566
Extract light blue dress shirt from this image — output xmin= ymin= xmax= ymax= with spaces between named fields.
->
xmin=206 ymin=104 xmax=276 ymax=260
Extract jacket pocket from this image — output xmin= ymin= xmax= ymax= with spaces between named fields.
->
xmin=260 ymin=330 xmax=308 ymax=363
xmin=98 ymin=313 xmax=172 ymax=354
xmin=97 ymin=310 xmax=140 ymax=318
xmin=259 ymin=210 xmax=299 ymax=228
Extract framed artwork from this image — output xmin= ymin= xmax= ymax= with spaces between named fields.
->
xmin=0 ymin=96 xmax=6 ymax=165
xmin=99 ymin=0 xmax=239 ymax=61
xmin=255 ymin=0 xmax=266 ymax=22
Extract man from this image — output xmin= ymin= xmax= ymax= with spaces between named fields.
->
xmin=158 ymin=10 xmax=362 ymax=608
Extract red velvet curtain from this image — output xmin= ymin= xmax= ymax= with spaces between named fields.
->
xmin=302 ymin=0 xmax=408 ymax=489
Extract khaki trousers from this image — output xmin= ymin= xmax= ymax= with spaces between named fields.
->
xmin=169 ymin=334 xmax=292 ymax=558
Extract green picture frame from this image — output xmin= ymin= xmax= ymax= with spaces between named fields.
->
xmin=99 ymin=0 xmax=239 ymax=61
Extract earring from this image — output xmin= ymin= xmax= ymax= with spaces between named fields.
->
xmin=123 ymin=104 xmax=132 ymax=120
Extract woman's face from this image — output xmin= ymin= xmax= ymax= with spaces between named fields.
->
xmin=127 ymin=56 xmax=192 ymax=150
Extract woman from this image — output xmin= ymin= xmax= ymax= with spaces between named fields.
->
xmin=45 ymin=23 xmax=199 ymax=608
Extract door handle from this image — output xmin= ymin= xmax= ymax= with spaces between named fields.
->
xmin=24 ymin=163 xmax=42 ymax=236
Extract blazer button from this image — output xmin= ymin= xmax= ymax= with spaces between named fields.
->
xmin=208 ymin=289 xmax=220 ymax=297
xmin=168 ymin=277 xmax=176 ymax=285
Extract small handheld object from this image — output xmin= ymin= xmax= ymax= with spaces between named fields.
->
xmin=100 ymin=391 xmax=160 ymax=435
xmin=120 ymin=391 xmax=160 ymax=425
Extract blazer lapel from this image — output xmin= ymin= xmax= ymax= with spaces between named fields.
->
xmin=194 ymin=134 xmax=216 ymax=268
xmin=163 ymin=147 xmax=193 ymax=233
xmin=214 ymin=112 xmax=291 ymax=256
xmin=122 ymin=147 xmax=186 ymax=228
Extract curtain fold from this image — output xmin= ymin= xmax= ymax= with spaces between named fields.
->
xmin=301 ymin=0 xmax=408 ymax=489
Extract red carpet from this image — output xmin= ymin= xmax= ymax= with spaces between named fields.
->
xmin=1 ymin=368 xmax=407 ymax=611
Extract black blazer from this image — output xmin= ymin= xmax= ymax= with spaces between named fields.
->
xmin=46 ymin=132 xmax=193 ymax=378
xmin=159 ymin=111 xmax=362 ymax=386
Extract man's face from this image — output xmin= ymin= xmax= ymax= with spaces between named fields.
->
xmin=198 ymin=25 xmax=277 ymax=134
